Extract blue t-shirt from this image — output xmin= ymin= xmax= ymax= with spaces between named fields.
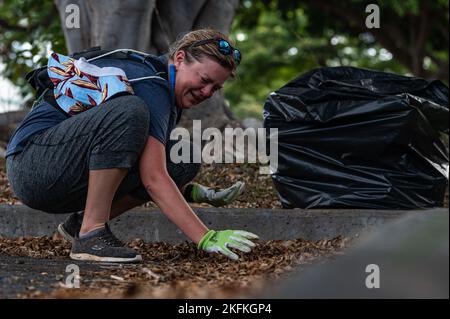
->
xmin=6 ymin=55 xmax=180 ymax=158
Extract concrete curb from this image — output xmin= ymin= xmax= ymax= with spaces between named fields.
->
xmin=0 ymin=205 xmax=446 ymax=242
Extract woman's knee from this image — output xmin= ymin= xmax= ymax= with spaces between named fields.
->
xmin=112 ymin=95 xmax=150 ymax=135
xmin=89 ymin=96 xmax=150 ymax=168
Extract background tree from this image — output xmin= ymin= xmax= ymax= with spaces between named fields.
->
xmin=225 ymin=0 xmax=448 ymax=118
xmin=300 ymin=0 xmax=449 ymax=81
xmin=0 ymin=0 xmax=448 ymax=122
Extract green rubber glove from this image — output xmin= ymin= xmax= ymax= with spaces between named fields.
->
xmin=191 ymin=181 xmax=245 ymax=207
xmin=198 ymin=229 xmax=259 ymax=260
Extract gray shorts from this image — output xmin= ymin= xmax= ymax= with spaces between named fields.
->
xmin=6 ymin=95 xmax=200 ymax=214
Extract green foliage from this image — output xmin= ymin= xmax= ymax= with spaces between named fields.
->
xmin=224 ymin=0 xmax=414 ymax=119
xmin=0 ymin=0 xmax=447 ymax=119
xmin=0 ymin=0 xmax=65 ymax=101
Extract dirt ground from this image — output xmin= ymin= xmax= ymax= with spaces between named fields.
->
xmin=1 ymin=159 xmax=448 ymax=208
xmin=0 ymin=160 xmax=299 ymax=299
xmin=0 ymin=159 xmax=447 ymax=299
xmin=1 ymin=158 xmax=281 ymax=208
xmin=0 ymin=235 xmax=349 ymax=299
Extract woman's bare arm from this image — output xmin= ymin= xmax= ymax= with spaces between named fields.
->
xmin=139 ymin=136 xmax=209 ymax=243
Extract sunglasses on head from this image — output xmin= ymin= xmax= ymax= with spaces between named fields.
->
xmin=189 ymin=38 xmax=241 ymax=65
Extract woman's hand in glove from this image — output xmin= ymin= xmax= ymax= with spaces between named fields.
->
xmin=191 ymin=182 xmax=246 ymax=207
xmin=198 ymin=229 xmax=259 ymax=260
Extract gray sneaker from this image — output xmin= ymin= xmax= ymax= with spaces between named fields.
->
xmin=57 ymin=212 xmax=83 ymax=242
xmin=70 ymin=224 xmax=142 ymax=263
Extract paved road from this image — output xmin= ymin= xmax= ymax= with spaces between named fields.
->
xmin=1 ymin=207 xmax=447 ymax=298
xmin=0 ymin=254 xmax=134 ymax=298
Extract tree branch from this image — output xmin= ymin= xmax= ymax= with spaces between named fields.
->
xmin=0 ymin=18 xmax=29 ymax=31
xmin=0 ymin=9 xmax=55 ymax=34
xmin=299 ymin=0 xmax=448 ymax=81
xmin=416 ymin=0 xmax=429 ymax=53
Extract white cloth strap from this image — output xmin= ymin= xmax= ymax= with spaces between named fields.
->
xmin=129 ymin=76 xmax=166 ymax=83
xmin=74 ymin=58 xmax=126 ymax=77
xmin=84 ymin=49 xmax=167 ymax=83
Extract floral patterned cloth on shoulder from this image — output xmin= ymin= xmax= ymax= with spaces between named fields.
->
xmin=47 ymin=52 xmax=134 ymax=115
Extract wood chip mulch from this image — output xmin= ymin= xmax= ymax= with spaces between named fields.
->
xmin=1 ymin=160 xmax=280 ymax=208
xmin=0 ymin=234 xmax=350 ymax=299
xmin=0 ymin=161 xmax=20 ymax=205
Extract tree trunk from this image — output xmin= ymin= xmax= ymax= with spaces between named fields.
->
xmin=54 ymin=0 xmax=241 ymax=131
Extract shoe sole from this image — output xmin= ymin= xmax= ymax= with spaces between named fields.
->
xmin=69 ymin=252 xmax=143 ymax=263
xmin=57 ymin=223 xmax=74 ymax=242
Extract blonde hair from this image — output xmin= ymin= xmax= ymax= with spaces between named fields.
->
xmin=168 ymin=29 xmax=238 ymax=77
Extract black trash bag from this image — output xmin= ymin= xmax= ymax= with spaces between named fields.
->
xmin=263 ymin=66 xmax=449 ymax=209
